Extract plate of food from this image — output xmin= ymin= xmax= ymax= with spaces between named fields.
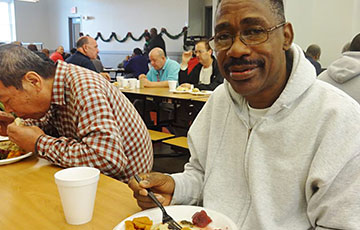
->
xmin=0 ymin=140 xmax=32 ymax=165
xmin=190 ymin=88 xmax=213 ymax=96
xmin=0 ymin=136 xmax=9 ymax=141
xmin=113 ymin=205 xmax=237 ymax=230
xmin=170 ymin=86 xmax=192 ymax=94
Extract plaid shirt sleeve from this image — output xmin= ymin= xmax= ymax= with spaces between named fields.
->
xmin=35 ymin=62 xmax=153 ymax=182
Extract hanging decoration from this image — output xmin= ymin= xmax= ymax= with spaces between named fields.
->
xmin=94 ymin=27 xmax=188 ymax=43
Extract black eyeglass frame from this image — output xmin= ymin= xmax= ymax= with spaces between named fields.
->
xmin=208 ymin=22 xmax=287 ymax=51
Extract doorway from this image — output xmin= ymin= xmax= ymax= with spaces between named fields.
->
xmin=68 ymin=17 xmax=81 ymax=49
xmin=205 ymin=6 xmax=213 ymax=38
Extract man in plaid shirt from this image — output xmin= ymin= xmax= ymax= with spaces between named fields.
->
xmin=0 ymin=44 xmax=153 ymax=182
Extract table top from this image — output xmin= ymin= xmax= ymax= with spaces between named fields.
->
xmin=121 ymin=87 xmax=210 ymax=101
xmin=0 ymin=155 xmax=141 ymax=229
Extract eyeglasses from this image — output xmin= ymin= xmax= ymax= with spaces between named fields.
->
xmin=208 ymin=22 xmax=286 ymax=51
xmin=193 ymin=50 xmax=207 ymax=55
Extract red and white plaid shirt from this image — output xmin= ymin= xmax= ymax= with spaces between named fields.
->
xmin=29 ymin=61 xmax=153 ymax=182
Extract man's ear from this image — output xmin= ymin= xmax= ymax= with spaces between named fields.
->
xmin=283 ymin=22 xmax=294 ymax=51
xmin=22 ymin=71 xmax=43 ymax=92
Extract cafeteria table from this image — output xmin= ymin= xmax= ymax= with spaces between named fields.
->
xmin=120 ymin=87 xmax=210 ymax=132
xmin=0 ymin=155 xmax=141 ymax=229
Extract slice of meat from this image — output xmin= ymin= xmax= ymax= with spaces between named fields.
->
xmin=192 ymin=210 xmax=212 ymax=228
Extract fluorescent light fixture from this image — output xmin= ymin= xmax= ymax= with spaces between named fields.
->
xmin=17 ymin=0 xmax=40 ymax=2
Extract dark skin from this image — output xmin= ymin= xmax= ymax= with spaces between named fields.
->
xmin=128 ymin=0 xmax=294 ymax=210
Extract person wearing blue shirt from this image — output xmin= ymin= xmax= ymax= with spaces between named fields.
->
xmin=139 ymin=48 xmax=180 ymax=87
xmin=136 ymin=48 xmax=180 ymax=127
xmin=123 ymin=48 xmax=149 ymax=79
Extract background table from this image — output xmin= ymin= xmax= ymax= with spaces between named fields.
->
xmin=0 ymin=155 xmax=140 ymax=229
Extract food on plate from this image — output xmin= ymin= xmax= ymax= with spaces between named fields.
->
xmin=0 ymin=118 xmax=26 ymax=160
xmin=125 ymin=216 xmax=153 ymax=230
xmin=176 ymin=86 xmax=188 ymax=92
xmin=0 ymin=140 xmax=26 ymax=160
xmin=192 ymin=210 xmax=212 ymax=228
xmin=14 ymin=117 xmax=24 ymax=126
xmin=192 ymin=88 xmax=200 ymax=93
xmin=113 ymin=82 xmax=120 ymax=87
xmin=126 ymin=210 xmax=213 ymax=230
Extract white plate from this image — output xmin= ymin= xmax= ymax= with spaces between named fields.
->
xmin=190 ymin=90 xmax=213 ymax=96
xmin=0 ymin=136 xmax=9 ymax=141
xmin=169 ymin=89 xmax=192 ymax=94
xmin=0 ymin=152 xmax=33 ymax=166
xmin=113 ymin=205 xmax=237 ymax=230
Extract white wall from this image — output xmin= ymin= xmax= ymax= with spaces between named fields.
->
xmin=14 ymin=0 xmax=360 ymax=68
xmin=15 ymin=0 xmax=188 ymax=67
xmin=285 ymin=0 xmax=360 ymax=67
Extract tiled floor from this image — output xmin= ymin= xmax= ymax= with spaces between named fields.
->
xmin=151 ymin=142 xmax=190 ymax=174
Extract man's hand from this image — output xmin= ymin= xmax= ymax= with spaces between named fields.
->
xmin=139 ymin=74 xmax=151 ymax=87
xmin=7 ymin=123 xmax=45 ymax=153
xmin=128 ymin=172 xmax=175 ymax=209
xmin=181 ymin=50 xmax=193 ymax=66
xmin=0 ymin=111 xmax=15 ymax=136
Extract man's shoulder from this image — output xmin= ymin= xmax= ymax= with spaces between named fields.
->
xmin=166 ymin=58 xmax=180 ymax=68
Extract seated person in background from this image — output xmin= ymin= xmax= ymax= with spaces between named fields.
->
xmin=123 ymin=48 xmax=149 ymax=79
xmin=305 ymin=44 xmax=322 ymax=75
xmin=70 ymin=48 xmax=76 ymax=55
xmin=128 ymin=0 xmax=360 ymax=228
xmin=27 ymin=44 xmax=53 ymax=63
xmin=0 ymin=44 xmax=153 ymax=182
xmin=318 ymin=32 xmax=360 ymax=103
xmin=138 ymin=47 xmax=180 ymax=87
xmin=178 ymin=40 xmax=223 ymax=91
xmin=66 ymin=36 xmax=98 ymax=72
xmin=50 ymin=46 xmax=64 ymax=63
xmin=136 ymin=48 xmax=179 ymax=126
xmin=27 ymin=44 xmax=38 ymax=52
xmin=66 ymin=36 xmax=110 ymax=80
xmin=41 ymin=48 xmax=50 ymax=58
xmin=92 ymin=55 xmax=104 ymax=73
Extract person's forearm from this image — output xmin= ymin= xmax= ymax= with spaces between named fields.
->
xmin=36 ymin=134 xmax=127 ymax=177
xmin=146 ymin=81 xmax=169 ymax=88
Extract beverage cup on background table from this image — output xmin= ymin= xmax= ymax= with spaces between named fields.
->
xmin=128 ymin=78 xmax=137 ymax=90
xmin=136 ymin=79 xmax=140 ymax=89
xmin=116 ymin=76 xmax=124 ymax=88
xmin=168 ymin=80 xmax=177 ymax=91
xmin=121 ymin=78 xmax=129 ymax=89
xmin=54 ymin=167 xmax=100 ymax=225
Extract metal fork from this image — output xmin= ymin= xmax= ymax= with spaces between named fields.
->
xmin=134 ymin=175 xmax=182 ymax=230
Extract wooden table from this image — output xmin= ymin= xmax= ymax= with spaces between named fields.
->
xmin=120 ymin=88 xmax=210 ymax=131
xmin=121 ymin=87 xmax=208 ymax=100
xmin=0 ymin=155 xmax=141 ymax=229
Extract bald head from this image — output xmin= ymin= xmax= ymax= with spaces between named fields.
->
xmin=76 ymin=36 xmax=99 ymax=59
xmin=56 ymin=46 xmax=64 ymax=54
xmin=149 ymin=48 xmax=166 ymax=70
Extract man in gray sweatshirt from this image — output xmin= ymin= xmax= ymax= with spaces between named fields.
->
xmin=318 ymin=32 xmax=360 ymax=104
xmin=129 ymin=0 xmax=360 ymax=229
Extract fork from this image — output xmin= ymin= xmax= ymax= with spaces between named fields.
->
xmin=134 ymin=175 xmax=182 ymax=230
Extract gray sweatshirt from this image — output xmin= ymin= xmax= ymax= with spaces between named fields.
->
xmin=171 ymin=44 xmax=360 ymax=229
xmin=318 ymin=51 xmax=360 ymax=103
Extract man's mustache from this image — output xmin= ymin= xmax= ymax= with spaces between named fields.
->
xmin=224 ymin=57 xmax=265 ymax=71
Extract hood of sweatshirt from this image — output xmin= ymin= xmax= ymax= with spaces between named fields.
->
xmin=326 ymin=52 xmax=360 ymax=84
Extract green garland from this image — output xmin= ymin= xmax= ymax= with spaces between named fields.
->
xmin=95 ymin=27 xmax=188 ymax=43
